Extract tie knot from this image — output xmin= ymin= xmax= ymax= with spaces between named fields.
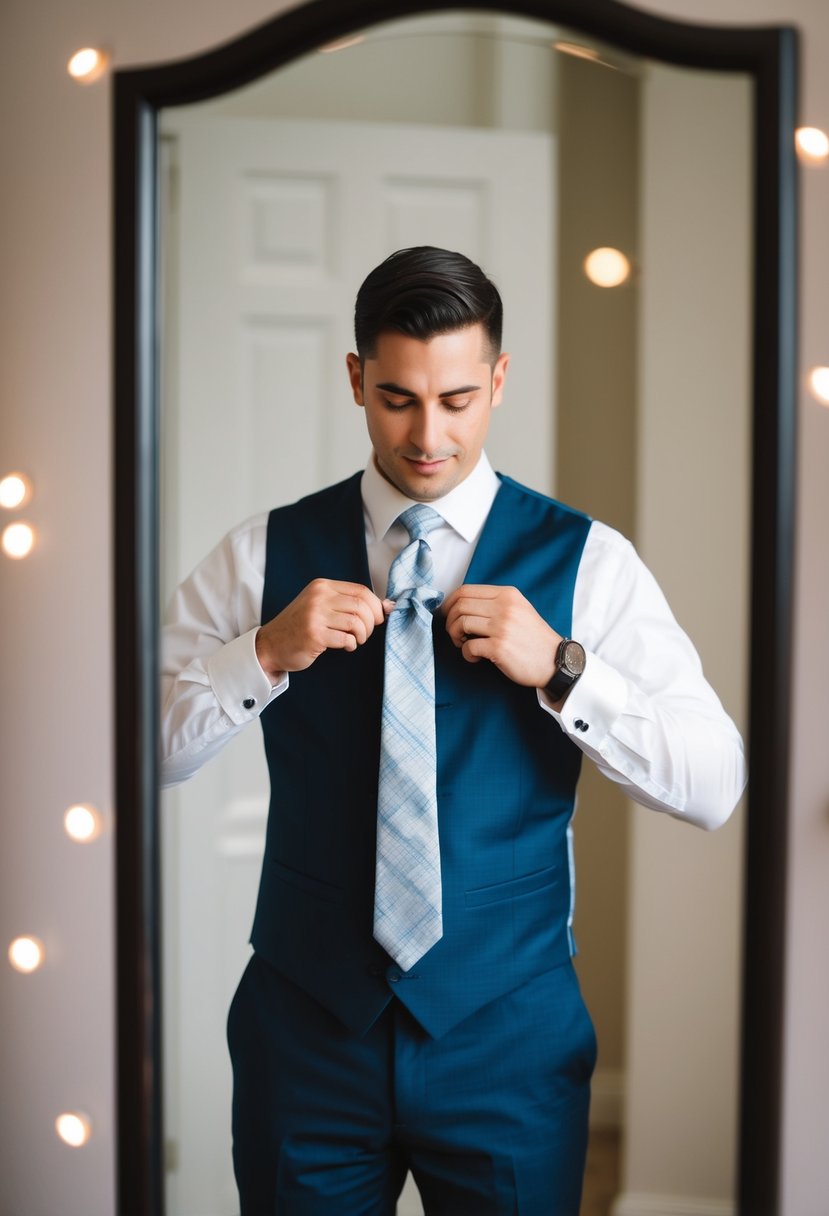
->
xmin=397 ymin=504 xmax=443 ymax=543
xmin=386 ymin=504 xmax=442 ymax=602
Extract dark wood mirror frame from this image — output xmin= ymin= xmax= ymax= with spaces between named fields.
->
xmin=113 ymin=1 xmax=798 ymax=1212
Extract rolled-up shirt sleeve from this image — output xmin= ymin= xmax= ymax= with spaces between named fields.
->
xmin=161 ymin=515 xmax=287 ymax=787
xmin=538 ymin=521 xmax=746 ymax=830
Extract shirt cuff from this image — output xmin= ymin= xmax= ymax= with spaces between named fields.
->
xmin=206 ymin=627 xmax=288 ymax=724
xmin=537 ymin=650 xmax=628 ymax=747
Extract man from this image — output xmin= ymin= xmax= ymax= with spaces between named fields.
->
xmin=162 ymin=246 xmax=745 ymax=1215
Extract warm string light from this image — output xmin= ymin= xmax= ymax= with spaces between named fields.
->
xmin=795 ymin=126 xmax=829 ymax=164
xmin=67 ymin=47 xmax=109 ymax=83
xmin=8 ymin=936 xmax=45 ymax=974
xmin=808 ymin=366 xmax=829 ymax=405
xmin=1 ymin=471 xmax=36 ymax=557
xmin=64 ymin=804 xmax=102 ymax=843
xmin=2 ymin=521 xmax=36 ymax=559
xmin=583 ymin=247 xmax=632 ymax=288
xmin=3 ymin=464 xmax=100 ymax=1145
xmin=55 ymin=1112 xmax=92 ymax=1148
xmin=0 ymin=473 xmax=32 ymax=510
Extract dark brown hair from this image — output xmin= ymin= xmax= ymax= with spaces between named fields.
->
xmin=354 ymin=246 xmax=503 ymax=364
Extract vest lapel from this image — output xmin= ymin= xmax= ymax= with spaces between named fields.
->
xmin=324 ymin=473 xmax=372 ymax=588
xmin=462 ymin=475 xmax=514 ymax=587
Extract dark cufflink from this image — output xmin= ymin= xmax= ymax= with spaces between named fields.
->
xmin=242 ymin=698 xmax=256 ymax=710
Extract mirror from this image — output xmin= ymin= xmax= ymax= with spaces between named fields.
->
xmin=113 ymin=4 xmax=798 ymax=1215
xmin=159 ymin=17 xmax=748 ymax=1214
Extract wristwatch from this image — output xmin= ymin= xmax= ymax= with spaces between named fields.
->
xmin=544 ymin=638 xmax=586 ymax=702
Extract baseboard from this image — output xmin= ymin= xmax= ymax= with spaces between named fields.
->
xmin=611 ymin=1192 xmax=734 ymax=1216
xmin=590 ymin=1066 xmax=625 ymax=1128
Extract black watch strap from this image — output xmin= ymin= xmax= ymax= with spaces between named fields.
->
xmin=544 ymin=638 xmax=586 ymax=701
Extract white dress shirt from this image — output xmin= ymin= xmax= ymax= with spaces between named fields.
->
xmin=161 ymin=453 xmax=746 ymax=829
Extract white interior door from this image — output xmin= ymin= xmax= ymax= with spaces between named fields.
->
xmin=160 ymin=114 xmax=556 ymax=1216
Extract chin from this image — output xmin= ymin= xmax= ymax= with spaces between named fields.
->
xmin=402 ymin=473 xmax=458 ymax=501
xmin=384 ymin=459 xmax=462 ymax=501
xmin=406 ymin=484 xmax=446 ymax=502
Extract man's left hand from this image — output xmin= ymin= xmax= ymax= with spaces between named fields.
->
xmin=441 ymin=584 xmax=562 ymax=689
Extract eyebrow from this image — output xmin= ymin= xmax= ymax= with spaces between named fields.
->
xmin=375 ymin=381 xmax=482 ymax=398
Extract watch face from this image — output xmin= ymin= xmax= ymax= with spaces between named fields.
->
xmin=562 ymin=640 xmax=586 ymax=677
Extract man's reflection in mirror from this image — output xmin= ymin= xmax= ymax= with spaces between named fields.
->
xmin=161 ymin=247 xmax=745 ymax=1215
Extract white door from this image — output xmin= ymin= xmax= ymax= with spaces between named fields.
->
xmin=160 ymin=115 xmax=556 ymax=1216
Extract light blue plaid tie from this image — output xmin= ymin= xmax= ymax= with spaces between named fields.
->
xmin=373 ymin=504 xmax=445 ymax=971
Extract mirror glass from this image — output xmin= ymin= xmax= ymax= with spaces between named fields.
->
xmin=158 ymin=12 xmax=750 ymax=1213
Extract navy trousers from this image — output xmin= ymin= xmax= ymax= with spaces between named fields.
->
xmin=228 ymin=953 xmax=596 ymax=1215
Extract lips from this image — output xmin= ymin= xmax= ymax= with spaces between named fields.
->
xmin=405 ymin=457 xmax=449 ymax=474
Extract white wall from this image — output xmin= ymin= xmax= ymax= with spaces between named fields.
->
xmin=1 ymin=2 xmax=828 ymax=1214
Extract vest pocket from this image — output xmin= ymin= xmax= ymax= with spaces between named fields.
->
xmin=268 ymin=857 xmax=345 ymax=905
xmin=464 ymin=864 xmax=558 ymax=907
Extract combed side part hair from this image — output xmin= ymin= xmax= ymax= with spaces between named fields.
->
xmin=354 ymin=246 xmax=503 ymax=364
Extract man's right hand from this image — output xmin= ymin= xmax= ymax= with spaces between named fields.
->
xmin=254 ymin=579 xmax=389 ymax=682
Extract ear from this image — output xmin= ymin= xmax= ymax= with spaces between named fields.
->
xmin=490 ymin=352 xmax=510 ymax=409
xmin=346 ymin=353 xmax=364 ymax=406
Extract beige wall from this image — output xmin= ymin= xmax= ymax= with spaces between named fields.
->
xmin=618 ymin=65 xmax=751 ymax=1210
xmin=635 ymin=4 xmax=829 ymax=1215
xmin=1 ymin=2 xmax=828 ymax=1215
xmin=558 ymin=54 xmax=752 ymax=1207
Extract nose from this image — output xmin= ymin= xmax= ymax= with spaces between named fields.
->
xmin=409 ymin=403 xmax=443 ymax=457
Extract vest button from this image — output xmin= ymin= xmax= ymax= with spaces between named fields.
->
xmin=387 ymin=968 xmax=402 ymax=984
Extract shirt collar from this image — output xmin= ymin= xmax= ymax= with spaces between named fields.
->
xmin=361 ymin=452 xmax=500 ymax=544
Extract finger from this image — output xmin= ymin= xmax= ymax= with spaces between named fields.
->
xmin=364 ymin=588 xmax=387 ymax=625
xmin=444 ymin=600 xmax=498 ymax=631
xmin=450 ymin=584 xmax=502 ymax=601
xmin=329 ymin=591 xmax=383 ymax=637
xmin=338 ymin=595 xmax=380 ymax=641
xmin=327 ymin=606 xmax=373 ymax=646
xmin=444 ymin=609 xmax=469 ymax=646
xmin=331 ymin=580 xmax=382 ymax=598
xmin=444 ymin=593 xmax=502 ymax=623
xmin=459 ymin=613 xmax=495 ymax=638
xmin=461 ymin=637 xmax=489 ymax=664
xmin=440 ymin=584 xmax=500 ymax=616
xmin=439 ymin=587 xmax=458 ymax=616
xmin=325 ymin=627 xmax=359 ymax=652
xmin=329 ymin=582 xmax=386 ymax=624
xmin=443 ymin=599 xmax=474 ymax=631
xmin=445 ymin=613 xmax=493 ymax=648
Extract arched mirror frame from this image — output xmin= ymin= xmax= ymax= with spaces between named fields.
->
xmin=113 ymin=1 xmax=798 ymax=1212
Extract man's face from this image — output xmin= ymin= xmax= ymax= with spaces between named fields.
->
xmin=346 ymin=324 xmax=510 ymax=502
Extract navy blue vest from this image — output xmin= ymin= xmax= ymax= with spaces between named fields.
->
xmin=252 ymin=472 xmax=591 ymax=1038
